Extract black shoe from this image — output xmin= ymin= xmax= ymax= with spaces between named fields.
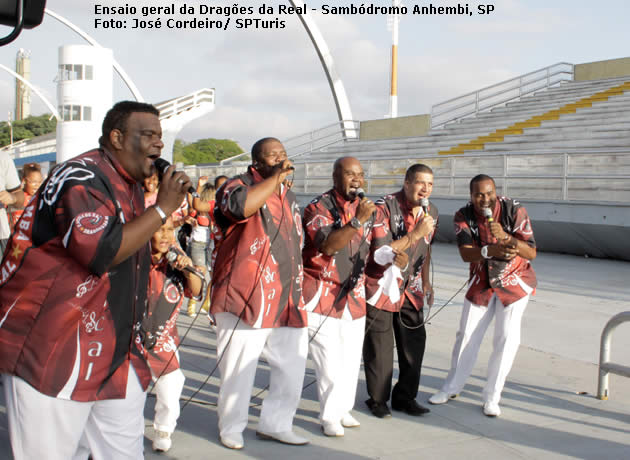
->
xmin=365 ymin=399 xmax=392 ymax=418
xmin=391 ymin=399 xmax=431 ymax=416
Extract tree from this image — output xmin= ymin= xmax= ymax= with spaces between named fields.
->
xmin=173 ymin=138 xmax=244 ymax=165
xmin=0 ymin=114 xmax=57 ymax=147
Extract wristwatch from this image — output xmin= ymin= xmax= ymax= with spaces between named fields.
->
xmin=481 ymin=245 xmax=490 ymax=259
xmin=349 ymin=217 xmax=362 ymax=229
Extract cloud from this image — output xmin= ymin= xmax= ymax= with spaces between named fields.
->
xmin=0 ymin=0 xmax=629 ymax=154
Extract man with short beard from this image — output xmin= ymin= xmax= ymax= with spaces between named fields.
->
xmin=302 ymin=157 xmax=376 ymax=437
xmin=211 ymin=137 xmax=308 ymax=450
xmin=429 ymin=174 xmax=536 ymax=418
xmin=363 ymin=164 xmax=437 ymax=418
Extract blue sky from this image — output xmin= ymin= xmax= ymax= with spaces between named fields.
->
xmin=0 ymin=0 xmax=629 ymax=150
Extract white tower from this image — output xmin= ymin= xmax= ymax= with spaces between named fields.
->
xmin=56 ymin=45 xmax=113 ymax=162
xmin=15 ymin=49 xmax=31 ymax=120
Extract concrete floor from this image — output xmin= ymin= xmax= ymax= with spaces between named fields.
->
xmin=2 ymin=242 xmax=629 ymax=459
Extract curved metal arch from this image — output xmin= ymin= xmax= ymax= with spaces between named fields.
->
xmin=289 ymin=0 xmax=356 ymax=138
xmin=44 ymin=9 xmax=144 ymax=102
xmin=0 ymin=63 xmax=60 ymax=120
xmin=44 ymin=5 xmax=353 ymax=136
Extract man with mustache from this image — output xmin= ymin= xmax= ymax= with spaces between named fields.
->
xmin=211 ymin=137 xmax=308 ymax=450
xmin=363 ymin=163 xmax=437 ymax=418
xmin=0 ymin=101 xmax=191 ymax=459
xmin=302 ymin=156 xmax=376 ymax=437
xmin=429 ymin=174 xmax=536 ymax=417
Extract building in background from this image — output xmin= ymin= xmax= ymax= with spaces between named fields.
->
xmin=15 ymin=48 xmax=31 ymax=120
xmin=56 ymin=44 xmax=113 ymax=162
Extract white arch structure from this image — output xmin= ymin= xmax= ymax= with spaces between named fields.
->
xmin=44 ymin=4 xmax=354 ymax=138
xmin=0 ymin=63 xmax=60 ymax=120
xmin=289 ymin=0 xmax=356 ymax=138
xmin=44 ymin=8 xmax=144 ymax=102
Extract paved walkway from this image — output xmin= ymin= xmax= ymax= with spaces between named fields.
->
xmin=1 ymin=243 xmax=629 ymax=459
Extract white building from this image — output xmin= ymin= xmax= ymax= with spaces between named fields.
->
xmin=55 ymin=45 xmax=113 ymax=162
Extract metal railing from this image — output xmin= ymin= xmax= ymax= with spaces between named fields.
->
xmin=597 ymin=311 xmax=630 ymax=400
xmin=284 ymin=120 xmax=360 ymax=159
xmin=184 ymin=149 xmax=630 ymax=205
xmin=155 ymin=88 xmax=215 ymax=121
xmin=218 ymin=119 xmax=361 ymax=165
xmin=431 ymin=63 xmax=574 ymax=129
xmin=3 ymin=135 xmax=57 ymax=161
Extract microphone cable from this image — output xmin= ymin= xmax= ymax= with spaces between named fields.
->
xmin=179 ymin=168 xmax=295 ymax=411
xmin=249 ymin=195 xmax=375 ymax=407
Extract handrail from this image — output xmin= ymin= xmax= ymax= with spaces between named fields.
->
xmin=431 ymin=62 xmax=574 ymax=128
xmin=155 ymin=88 xmax=215 ymax=120
xmin=597 ymin=311 xmax=630 ymax=400
xmin=284 ymin=120 xmax=360 ymax=159
xmin=180 ymin=148 xmax=630 ymax=206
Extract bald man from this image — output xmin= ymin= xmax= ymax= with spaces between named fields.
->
xmin=302 ymin=157 xmax=377 ymax=437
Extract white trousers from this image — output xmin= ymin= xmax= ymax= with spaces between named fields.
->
xmin=441 ymin=294 xmax=529 ymax=405
xmin=3 ymin=364 xmax=146 ymax=460
xmin=215 ymin=312 xmax=308 ymax=436
xmin=153 ymin=368 xmax=186 ymax=434
xmin=308 ymin=312 xmax=366 ymax=425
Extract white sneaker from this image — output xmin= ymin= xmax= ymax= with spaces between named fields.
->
xmin=152 ymin=430 xmax=172 ymax=452
xmin=322 ymin=421 xmax=344 ymax=437
xmin=483 ymin=402 xmax=501 ymax=417
xmin=256 ymin=430 xmax=309 ymax=445
xmin=220 ymin=432 xmax=244 ymax=449
xmin=429 ymin=391 xmax=455 ymax=405
xmin=341 ymin=413 xmax=361 ymax=428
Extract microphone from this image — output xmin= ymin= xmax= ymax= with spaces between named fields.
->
xmin=153 ymin=158 xmax=199 ymax=198
xmin=356 ymin=188 xmax=366 ymax=199
xmin=482 ymin=207 xmax=494 ymax=223
xmin=420 ymin=197 xmax=429 ymax=214
xmin=166 ymin=248 xmax=203 ymax=278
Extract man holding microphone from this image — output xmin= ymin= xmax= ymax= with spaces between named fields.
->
xmin=363 ymin=164 xmax=438 ymax=418
xmin=211 ymin=137 xmax=308 ymax=450
xmin=429 ymin=174 xmax=536 ymax=417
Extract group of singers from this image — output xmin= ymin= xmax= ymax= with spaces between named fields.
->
xmin=0 ymin=101 xmax=537 ymax=459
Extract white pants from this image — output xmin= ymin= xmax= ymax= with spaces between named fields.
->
xmin=3 ymin=364 xmax=147 ymax=460
xmin=308 ymin=312 xmax=366 ymax=425
xmin=441 ymin=294 xmax=529 ymax=405
xmin=153 ymin=368 xmax=186 ymax=434
xmin=215 ymin=312 xmax=308 ymax=437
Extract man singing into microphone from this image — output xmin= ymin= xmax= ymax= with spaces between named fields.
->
xmin=363 ymin=164 xmax=437 ymax=418
xmin=302 ymin=156 xmax=376 ymax=437
xmin=0 ymin=101 xmax=192 ymax=459
xmin=211 ymin=137 xmax=308 ymax=450
xmin=429 ymin=174 xmax=536 ymax=417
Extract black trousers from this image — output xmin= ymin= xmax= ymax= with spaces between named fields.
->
xmin=362 ymin=299 xmax=427 ymax=404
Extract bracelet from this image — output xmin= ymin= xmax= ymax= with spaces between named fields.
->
xmin=153 ymin=205 xmax=167 ymax=224
xmin=481 ymin=245 xmax=490 ymax=259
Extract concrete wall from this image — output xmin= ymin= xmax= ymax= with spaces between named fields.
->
xmin=575 ymin=57 xmax=630 ymax=81
xmin=359 ymin=114 xmax=431 ymax=140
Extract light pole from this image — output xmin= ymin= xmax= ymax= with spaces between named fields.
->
xmin=387 ymin=0 xmax=402 ymax=118
xmin=8 ymin=111 xmax=12 ymax=145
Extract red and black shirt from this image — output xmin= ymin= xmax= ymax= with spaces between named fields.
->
xmin=365 ymin=191 xmax=438 ymax=312
xmin=143 ymin=252 xmax=199 ymax=377
xmin=302 ymin=189 xmax=374 ymax=320
xmin=454 ymin=196 xmax=537 ymax=307
xmin=0 ymin=148 xmax=152 ymax=401
xmin=211 ymin=167 xmax=305 ymax=328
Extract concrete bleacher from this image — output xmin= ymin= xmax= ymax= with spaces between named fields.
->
xmin=296 ymin=76 xmax=630 ymax=161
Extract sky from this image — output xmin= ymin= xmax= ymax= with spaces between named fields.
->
xmin=0 ymin=0 xmax=629 ymax=151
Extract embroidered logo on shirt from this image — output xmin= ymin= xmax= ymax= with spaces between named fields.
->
xmin=164 ymin=279 xmax=181 ymax=304
xmin=75 ymin=212 xmax=109 ymax=235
